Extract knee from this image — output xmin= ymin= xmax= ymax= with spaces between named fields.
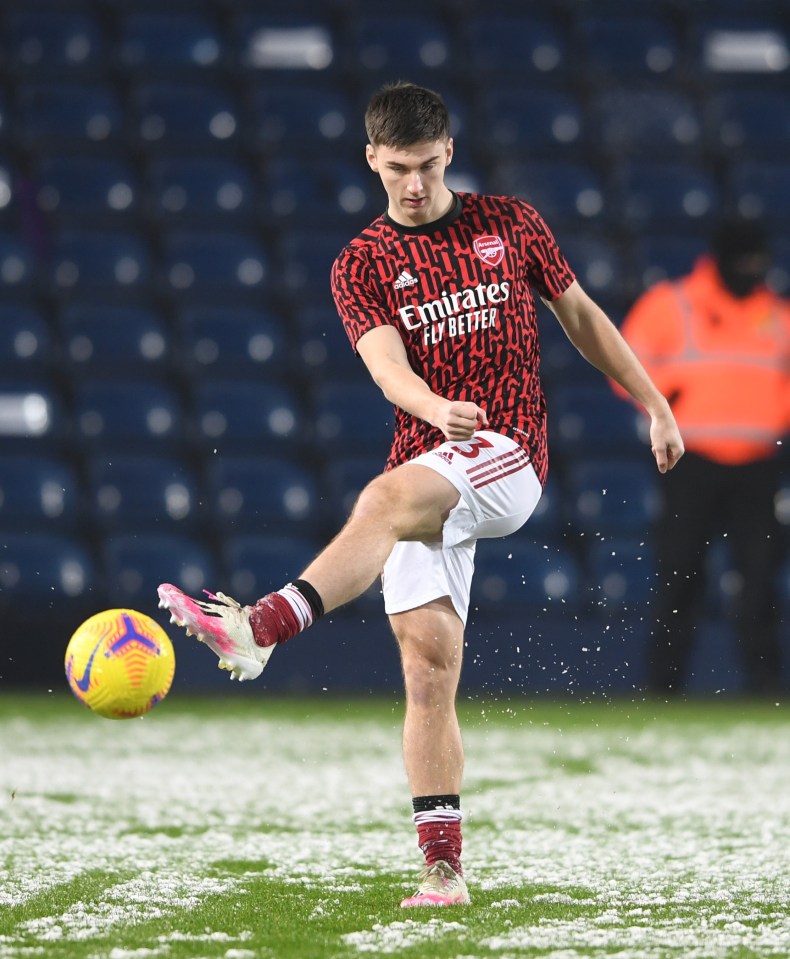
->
xmin=399 ymin=633 xmax=462 ymax=707
xmin=351 ymin=473 xmax=395 ymax=521
xmin=351 ymin=472 xmax=411 ymax=532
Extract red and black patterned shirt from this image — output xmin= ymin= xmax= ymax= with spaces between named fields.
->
xmin=330 ymin=192 xmax=575 ymax=487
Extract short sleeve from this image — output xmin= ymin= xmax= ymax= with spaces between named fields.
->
xmin=331 ymin=242 xmax=392 ymax=352
xmin=518 ymin=202 xmax=575 ymax=301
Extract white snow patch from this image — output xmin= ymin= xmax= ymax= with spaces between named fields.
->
xmin=343 ymin=918 xmax=467 ymax=953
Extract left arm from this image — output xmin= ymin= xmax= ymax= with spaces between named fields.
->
xmin=545 ymin=280 xmax=685 ymax=473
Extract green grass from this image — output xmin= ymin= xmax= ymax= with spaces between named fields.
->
xmin=2 ymin=693 xmax=789 ymax=958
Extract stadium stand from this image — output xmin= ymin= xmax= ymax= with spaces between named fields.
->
xmin=1 ymin=0 xmax=787 ymax=691
xmin=61 ymin=304 xmax=170 ymax=377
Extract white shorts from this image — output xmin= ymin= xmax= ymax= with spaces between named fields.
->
xmin=382 ymin=430 xmax=542 ymax=625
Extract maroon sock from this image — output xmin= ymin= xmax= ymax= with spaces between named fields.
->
xmin=415 ymin=815 xmax=463 ymax=876
xmin=248 ymin=591 xmax=304 ymax=647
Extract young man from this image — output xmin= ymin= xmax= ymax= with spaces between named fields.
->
xmin=158 ymin=82 xmax=683 ymax=907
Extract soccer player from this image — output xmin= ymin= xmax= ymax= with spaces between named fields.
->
xmin=158 ymin=82 xmax=684 ymax=907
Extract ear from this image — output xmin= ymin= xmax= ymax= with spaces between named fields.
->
xmin=366 ymin=144 xmax=378 ymax=172
xmin=446 ymin=137 xmax=454 ymax=165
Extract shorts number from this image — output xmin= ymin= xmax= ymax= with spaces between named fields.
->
xmin=450 ymin=435 xmax=494 ymax=458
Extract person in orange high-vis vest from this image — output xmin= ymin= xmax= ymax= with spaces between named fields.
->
xmin=618 ymin=217 xmax=790 ymax=694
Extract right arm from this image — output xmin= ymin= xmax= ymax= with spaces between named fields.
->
xmin=355 ymin=325 xmax=488 ymax=442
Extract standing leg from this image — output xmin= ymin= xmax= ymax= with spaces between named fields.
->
xmin=393 ymin=598 xmax=465 ymax=797
xmin=391 ymin=597 xmax=470 ymax=907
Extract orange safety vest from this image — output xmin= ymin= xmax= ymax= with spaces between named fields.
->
xmin=617 ymin=256 xmax=790 ymax=465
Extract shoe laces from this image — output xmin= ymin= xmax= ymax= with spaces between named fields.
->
xmin=200 ymin=590 xmax=243 ymax=612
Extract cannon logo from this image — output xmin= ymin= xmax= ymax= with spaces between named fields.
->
xmin=474 ymin=235 xmax=505 ymax=266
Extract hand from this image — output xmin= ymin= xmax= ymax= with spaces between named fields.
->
xmin=650 ymin=411 xmax=684 ymax=474
xmin=436 ymin=400 xmax=489 ymax=442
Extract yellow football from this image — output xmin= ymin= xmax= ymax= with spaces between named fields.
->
xmin=65 ymin=608 xmax=175 ymax=719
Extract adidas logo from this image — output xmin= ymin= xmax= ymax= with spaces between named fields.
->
xmin=394 ymin=270 xmax=418 ymax=290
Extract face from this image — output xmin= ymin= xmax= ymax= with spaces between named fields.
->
xmin=717 ymin=251 xmax=770 ymax=299
xmin=366 ymin=138 xmax=454 ymax=227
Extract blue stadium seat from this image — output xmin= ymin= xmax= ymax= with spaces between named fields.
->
xmin=61 ymin=304 xmax=169 ymax=375
xmin=233 ymin=14 xmax=336 ymax=73
xmin=296 ymin=304 xmax=364 ymax=380
xmin=539 ymin=307 xmax=602 ymax=387
xmin=222 ymin=533 xmax=321 ymax=602
xmin=0 ymin=304 xmax=52 ymax=373
xmin=207 ymin=455 xmax=320 ymax=532
xmin=633 ymin=233 xmax=711 ymax=290
xmin=566 ymin=460 xmax=661 ymax=535
xmin=8 ymin=11 xmax=106 ymax=73
xmin=614 ymin=161 xmax=720 ymax=229
xmin=119 ymin=13 xmax=222 ymax=71
xmin=252 ymin=85 xmax=354 ymax=151
xmin=148 ymin=157 xmax=256 ymax=222
xmin=726 ymin=162 xmax=790 ymax=223
xmin=464 ymin=14 xmax=568 ymax=76
xmin=266 ymin=158 xmax=375 ymax=223
xmin=311 ymin=381 xmax=394 ymax=457
xmin=706 ymin=89 xmax=790 ymax=159
xmin=0 ymin=532 xmax=94 ymax=602
xmin=324 ymin=454 xmax=383 ymax=518
xmin=478 ymin=87 xmax=585 ymax=157
xmin=17 ymin=82 xmax=123 ymax=147
xmin=471 ymin=538 xmax=583 ymax=611
xmin=491 ymin=161 xmax=605 ymax=226
xmin=578 ymin=14 xmax=681 ymax=79
xmin=163 ymin=230 xmax=269 ymax=293
xmin=702 ymin=538 xmax=742 ymax=618
xmin=102 ymin=532 xmax=217 ymax=607
xmin=87 ymin=453 xmax=200 ymax=532
xmin=347 ymin=15 xmax=451 ymax=75
xmin=549 ymin=386 xmax=648 ymax=458
xmin=525 ymin=475 xmax=567 ymax=544
xmin=35 ymin=154 xmax=139 ymax=221
xmin=586 ymin=538 xmax=657 ymax=608
xmin=280 ymin=229 xmax=348 ymax=294
xmin=73 ymin=381 xmax=182 ymax=450
xmin=592 ymin=88 xmax=702 ymax=158
xmin=0 ymin=233 xmax=36 ymax=290
xmin=0 ymin=454 xmax=79 ymax=532
xmin=555 ymin=233 xmax=626 ymax=300
xmin=50 ymin=229 xmax=152 ymax=291
xmin=177 ymin=306 xmax=288 ymax=379
xmin=191 ymin=381 xmax=304 ymax=453
xmin=132 ymin=82 xmax=240 ymax=149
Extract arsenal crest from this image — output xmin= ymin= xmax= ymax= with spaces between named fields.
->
xmin=473 ymin=235 xmax=505 ymax=266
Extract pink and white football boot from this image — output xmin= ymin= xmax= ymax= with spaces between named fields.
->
xmin=400 ymin=861 xmax=470 ymax=908
xmin=157 ymin=583 xmax=274 ymax=681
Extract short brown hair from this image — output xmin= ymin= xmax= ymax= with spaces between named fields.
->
xmin=364 ymin=81 xmax=450 ymax=148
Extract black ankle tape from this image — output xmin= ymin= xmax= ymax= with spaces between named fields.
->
xmin=412 ymin=794 xmax=461 ymax=814
xmin=290 ymin=579 xmax=324 ymax=620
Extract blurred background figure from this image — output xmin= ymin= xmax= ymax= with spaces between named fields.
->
xmin=617 ymin=217 xmax=790 ymax=695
